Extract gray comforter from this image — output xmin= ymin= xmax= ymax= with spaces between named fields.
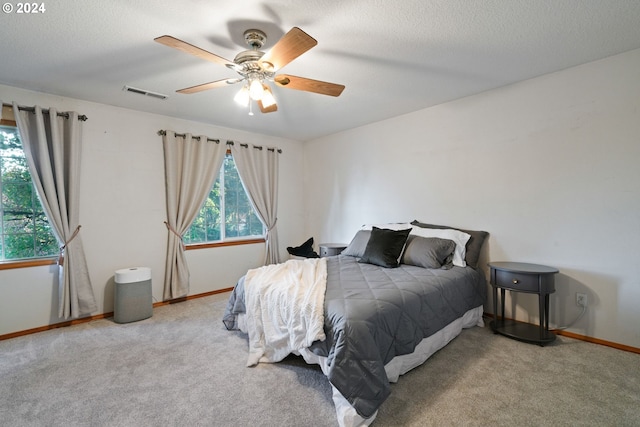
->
xmin=223 ymin=254 xmax=486 ymax=418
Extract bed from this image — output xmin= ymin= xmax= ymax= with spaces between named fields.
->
xmin=223 ymin=221 xmax=488 ymax=426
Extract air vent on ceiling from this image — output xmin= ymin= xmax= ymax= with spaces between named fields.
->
xmin=123 ymin=85 xmax=168 ymax=100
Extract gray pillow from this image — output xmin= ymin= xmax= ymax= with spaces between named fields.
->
xmin=359 ymin=227 xmax=411 ymax=268
xmin=341 ymin=230 xmax=371 ymax=258
xmin=401 ymin=235 xmax=455 ymax=269
xmin=410 ymin=220 xmax=488 ymax=269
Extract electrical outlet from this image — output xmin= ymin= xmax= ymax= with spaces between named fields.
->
xmin=576 ymin=293 xmax=588 ymax=307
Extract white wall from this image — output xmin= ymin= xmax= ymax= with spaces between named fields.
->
xmin=304 ymin=49 xmax=640 ymax=348
xmin=0 ymin=84 xmax=306 ymax=336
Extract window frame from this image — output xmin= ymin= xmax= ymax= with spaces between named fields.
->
xmin=0 ymin=110 xmax=58 ymax=269
xmin=184 ymin=150 xmax=266 ymax=250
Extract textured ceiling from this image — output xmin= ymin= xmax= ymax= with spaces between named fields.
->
xmin=2 ymin=0 xmax=640 ymax=141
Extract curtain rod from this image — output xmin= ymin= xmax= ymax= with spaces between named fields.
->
xmin=157 ymin=130 xmax=282 ymax=153
xmin=2 ymin=102 xmax=88 ymax=121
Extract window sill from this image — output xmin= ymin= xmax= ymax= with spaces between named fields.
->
xmin=0 ymin=258 xmax=57 ymax=271
xmin=185 ymin=238 xmax=265 ymax=250
xmin=0 ymin=240 xmax=265 ymax=270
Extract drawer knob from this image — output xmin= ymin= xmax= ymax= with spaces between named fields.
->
xmin=512 ymin=279 xmax=519 ymax=284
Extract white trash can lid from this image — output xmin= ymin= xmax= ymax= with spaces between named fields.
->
xmin=115 ymin=267 xmax=151 ymax=283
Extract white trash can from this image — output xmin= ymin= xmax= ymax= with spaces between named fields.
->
xmin=114 ymin=267 xmax=152 ymax=323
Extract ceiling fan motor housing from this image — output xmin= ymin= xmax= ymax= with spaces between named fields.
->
xmin=233 ymin=50 xmax=274 ymax=81
xmin=233 ymin=29 xmax=276 ymax=79
xmin=234 ymin=50 xmax=264 ymax=64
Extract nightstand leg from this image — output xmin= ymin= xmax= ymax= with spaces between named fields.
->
xmin=545 ymin=293 xmax=550 ymax=331
xmin=492 ymin=286 xmax=498 ymax=332
xmin=539 ymin=292 xmax=546 ymax=342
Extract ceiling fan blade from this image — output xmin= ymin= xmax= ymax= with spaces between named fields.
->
xmin=258 ymin=99 xmax=278 ymax=113
xmin=154 ymin=35 xmax=235 ymax=67
xmin=274 ymin=74 xmax=345 ymax=97
xmin=259 ymin=27 xmax=317 ymax=71
xmin=176 ymin=79 xmax=231 ymax=94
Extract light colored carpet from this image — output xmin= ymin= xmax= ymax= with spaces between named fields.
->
xmin=1 ymin=293 xmax=638 ymax=427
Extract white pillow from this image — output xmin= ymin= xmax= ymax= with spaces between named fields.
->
xmin=409 ymin=226 xmax=471 ymax=267
xmin=361 ymin=222 xmax=412 ymax=231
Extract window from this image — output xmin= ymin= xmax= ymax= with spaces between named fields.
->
xmin=0 ymin=124 xmax=58 ymax=261
xmin=183 ymin=153 xmax=264 ymax=245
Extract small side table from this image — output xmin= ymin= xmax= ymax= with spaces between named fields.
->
xmin=319 ymin=243 xmax=347 ymax=257
xmin=489 ymin=261 xmax=559 ymax=346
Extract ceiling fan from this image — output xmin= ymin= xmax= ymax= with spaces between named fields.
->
xmin=154 ymin=27 xmax=345 ymax=114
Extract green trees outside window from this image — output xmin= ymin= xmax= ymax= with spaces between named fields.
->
xmin=0 ymin=125 xmax=58 ymax=261
xmin=184 ymin=154 xmax=264 ymax=244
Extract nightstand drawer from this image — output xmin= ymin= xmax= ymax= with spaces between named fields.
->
xmin=494 ymin=270 xmax=539 ymax=292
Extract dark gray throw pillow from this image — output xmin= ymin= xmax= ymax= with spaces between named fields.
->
xmin=341 ymin=230 xmax=371 ymax=258
xmin=359 ymin=227 xmax=411 ymax=268
xmin=411 ymin=220 xmax=488 ymax=269
xmin=401 ymin=235 xmax=456 ymax=269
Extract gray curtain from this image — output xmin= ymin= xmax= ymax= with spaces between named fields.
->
xmin=12 ymin=102 xmax=97 ymax=319
xmin=230 ymin=143 xmax=280 ymax=265
xmin=162 ymin=131 xmax=226 ymax=299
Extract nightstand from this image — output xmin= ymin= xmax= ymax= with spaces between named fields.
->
xmin=319 ymin=243 xmax=347 ymax=257
xmin=489 ymin=261 xmax=559 ymax=346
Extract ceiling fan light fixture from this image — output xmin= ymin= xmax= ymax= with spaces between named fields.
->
xmin=260 ymin=84 xmax=276 ymax=108
xmin=249 ymin=78 xmax=264 ymax=100
xmin=234 ymin=85 xmax=250 ymax=106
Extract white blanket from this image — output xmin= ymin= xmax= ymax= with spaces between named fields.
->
xmin=244 ymin=257 xmax=327 ymax=366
